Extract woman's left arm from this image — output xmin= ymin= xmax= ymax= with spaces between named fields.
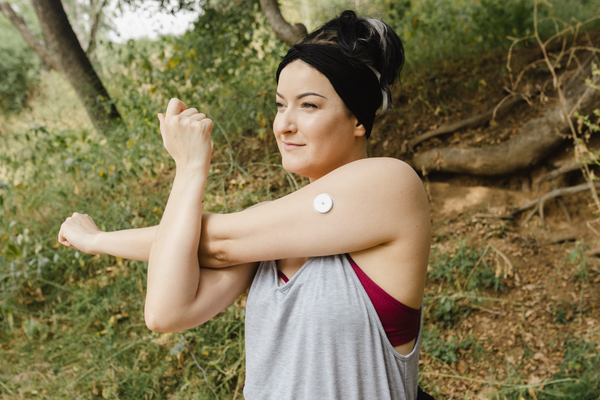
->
xmin=199 ymin=157 xmax=430 ymax=269
xmin=145 ymin=98 xmax=214 ymax=329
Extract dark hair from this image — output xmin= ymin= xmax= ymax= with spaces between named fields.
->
xmin=301 ymin=10 xmax=405 ymax=113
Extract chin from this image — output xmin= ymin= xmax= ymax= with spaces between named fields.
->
xmin=282 ymin=159 xmax=312 ymax=178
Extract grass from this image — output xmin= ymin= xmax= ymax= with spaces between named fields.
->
xmin=499 ymin=338 xmax=600 ymax=400
xmin=0 ymin=68 xmax=290 ymax=399
xmin=2 ymin=1 xmax=600 ymax=398
xmin=421 ymin=326 xmax=482 ymax=365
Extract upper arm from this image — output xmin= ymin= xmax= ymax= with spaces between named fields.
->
xmin=200 ymin=158 xmax=430 ymax=267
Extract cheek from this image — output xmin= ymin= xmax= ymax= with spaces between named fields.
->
xmin=314 ymin=114 xmax=350 ymax=143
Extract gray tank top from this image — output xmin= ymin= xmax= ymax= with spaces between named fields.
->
xmin=244 ymin=254 xmax=421 ymax=400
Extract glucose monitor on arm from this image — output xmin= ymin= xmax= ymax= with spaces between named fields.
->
xmin=313 ymin=193 xmax=334 ymax=214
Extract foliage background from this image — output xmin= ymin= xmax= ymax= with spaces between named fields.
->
xmin=1 ymin=0 xmax=600 ymax=398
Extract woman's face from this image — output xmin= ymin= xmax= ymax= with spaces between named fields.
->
xmin=273 ymin=60 xmax=366 ymax=181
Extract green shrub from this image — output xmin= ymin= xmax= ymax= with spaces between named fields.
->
xmin=428 ymin=241 xmax=504 ymax=292
xmin=502 ymin=339 xmax=600 ymax=400
xmin=0 ymin=45 xmax=39 ymax=115
xmin=421 ymin=325 xmax=480 ymax=364
xmin=379 ymin=0 xmax=600 ymax=68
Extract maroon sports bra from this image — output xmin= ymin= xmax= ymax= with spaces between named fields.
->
xmin=276 ymin=255 xmax=421 ymax=346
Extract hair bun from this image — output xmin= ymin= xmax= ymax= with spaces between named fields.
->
xmin=302 ymin=10 xmax=405 ymax=113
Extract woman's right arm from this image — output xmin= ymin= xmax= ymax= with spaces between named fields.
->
xmin=58 ymin=212 xmax=258 ymax=331
xmin=58 ymin=200 xmax=270 ymax=262
xmin=58 ymin=213 xmax=156 ymax=261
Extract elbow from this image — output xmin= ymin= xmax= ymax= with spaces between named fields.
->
xmin=200 ymin=213 xmax=235 ymax=268
xmin=211 ymin=242 xmax=232 ymax=268
xmin=144 ymin=306 xmax=209 ymax=332
xmin=199 ymin=237 xmax=234 ymax=268
xmin=144 ymin=311 xmax=170 ymax=333
xmin=144 ymin=306 xmax=181 ymax=333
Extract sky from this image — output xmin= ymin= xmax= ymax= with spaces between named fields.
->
xmin=107 ymin=1 xmax=201 ymax=43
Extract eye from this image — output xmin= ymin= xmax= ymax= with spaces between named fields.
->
xmin=301 ymin=102 xmax=318 ymax=109
xmin=275 ymin=102 xmax=285 ymax=110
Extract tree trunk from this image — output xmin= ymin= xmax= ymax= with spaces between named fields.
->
xmin=0 ymin=2 xmax=62 ymax=71
xmin=259 ymin=0 xmax=307 ymax=46
xmin=30 ymin=0 xmax=120 ymax=134
xmin=412 ymin=56 xmax=600 ymax=176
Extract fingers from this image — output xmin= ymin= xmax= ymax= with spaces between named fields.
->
xmin=58 ymin=223 xmax=71 ymax=247
xmin=188 ymin=112 xmax=207 ymax=122
xmin=179 ymin=108 xmax=199 ymax=118
xmin=200 ymin=118 xmax=213 ymax=133
xmin=57 ymin=213 xmax=92 ymax=248
xmin=166 ymin=98 xmax=187 ymax=117
xmin=58 ymin=225 xmax=66 ymax=245
xmin=158 ymin=109 xmax=210 ymax=133
xmin=158 ymin=113 xmax=166 ymax=138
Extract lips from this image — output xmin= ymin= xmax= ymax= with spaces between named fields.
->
xmin=282 ymin=141 xmax=305 ymax=150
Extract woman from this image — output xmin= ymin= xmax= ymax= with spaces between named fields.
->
xmin=58 ymin=11 xmax=432 ymax=399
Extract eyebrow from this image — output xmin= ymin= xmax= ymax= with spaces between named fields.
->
xmin=276 ymin=92 xmax=327 ymax=100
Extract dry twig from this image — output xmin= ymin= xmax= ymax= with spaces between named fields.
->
xmin=412 ymin=8 xmax=600 ymax=177
xmin=535 ymin=159 xmax=585 ymax=184
xmin=516 ymin=181 xmax=600 ymax=226
xmin=179 ymin=333 xmax=219 ymax=400
xmin=586 ymin=218 xmax=600 ymax=236
xmin=408 ymin=94 xmax=527 ymax=149
xmin=420 ymin=372 xmax=576 ymax=390
xmin=542 ymin=233 xmax=579 ymax=245
xmin=533 ymin=0 xmax=600 ymax=213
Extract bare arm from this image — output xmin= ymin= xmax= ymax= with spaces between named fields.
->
xmin=58 ymin=99 xmax=259 ymax=333
xmin=58 ymin=218 xmax=157 ymax=261
xmin=59 ymin=156 xmax=430 ymax=324
xmin=199 ymin=157 xmax=431 ymax=268
xmin=144 ymin=98 xmax=220 ymax=332
xmin=57 ymin=203 xmax=270 ymax=262
xmin=58 ymin=98 xmax=430 ymax=333
xmin=57 ymin=215 xmax=257 ymax=332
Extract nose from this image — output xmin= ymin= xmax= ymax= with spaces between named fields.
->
xmin=274 ymin=107 xmax=297 ymax=137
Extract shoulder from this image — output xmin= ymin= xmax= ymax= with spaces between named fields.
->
xmin=350 ymin=157 xmax=420 ymax=180
xmin=334 ymin=157 xmax=420 ymax=181
xmin=334 ymin=157 xmax=427 ymax=204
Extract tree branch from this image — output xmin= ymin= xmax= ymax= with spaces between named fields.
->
xmin=514 ymin=181 xmax=600 ymax=226
xmin=412 ymin=53 xmax=600 ymax=176
xmin=259 ymin=0 xmax=307 ymax=46
xmin=408 ymin=93 xmax=528 ymax=150
xmin=534 ymin=159 xmax=585 ymax=184
xmin=0 ymin=2 xmax=62 ymax=71
xmin=85 ymin=0 xmax=107 ymax=56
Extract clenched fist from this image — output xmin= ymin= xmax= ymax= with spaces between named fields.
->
xmin=158 ymin=98 xmax=213 ymax=174
xmin=58 ymin=212 xmax=102 ymax=254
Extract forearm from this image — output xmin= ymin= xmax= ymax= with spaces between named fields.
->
xmin=145 ymin=168 xmax=207 ymax=331
xmin=92 ymin=226 xmax=157 ymax=261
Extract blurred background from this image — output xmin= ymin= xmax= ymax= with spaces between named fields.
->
xmin=1 ymin=0 xmax=599 ymax=398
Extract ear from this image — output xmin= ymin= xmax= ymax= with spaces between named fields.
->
xmin=353 ymin=119 xmax=366 ymax=138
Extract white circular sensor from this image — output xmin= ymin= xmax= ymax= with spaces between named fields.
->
xmin=313 ymin=193 xmax=334 ymax=214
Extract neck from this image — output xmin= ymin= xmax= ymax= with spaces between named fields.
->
xmin=308 ymin=147 xmax=368 ymax=183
